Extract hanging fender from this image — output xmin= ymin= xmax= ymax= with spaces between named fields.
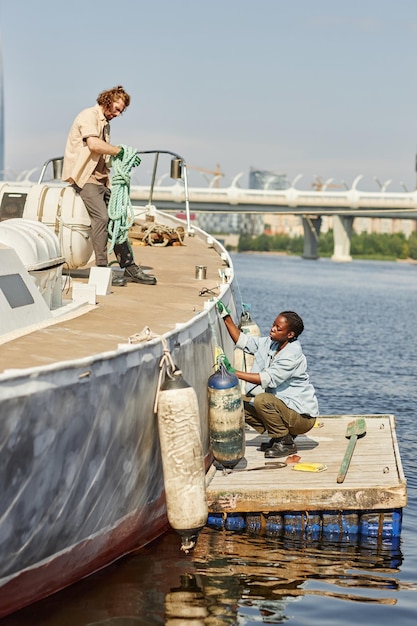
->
xmin=208 ymin=364 xmax=245 ymax=469
xmin=157 ymin=368 xmax=208 ymax=552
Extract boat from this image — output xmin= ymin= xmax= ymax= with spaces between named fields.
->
xmin=0 ymin=151 xmax=237 ymax=618
xmin=0 ymin=152 xmax=408 ymax=619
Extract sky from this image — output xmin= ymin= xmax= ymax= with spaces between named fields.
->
xmin=1 ymin=0 xmax=417 ymax=191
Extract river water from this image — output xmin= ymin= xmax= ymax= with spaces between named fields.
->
xmin=3 ymin=255 xmax=417 ymax=626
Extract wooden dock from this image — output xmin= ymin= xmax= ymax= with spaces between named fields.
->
xmin=206 ymin=414 xmax=407 ymax=536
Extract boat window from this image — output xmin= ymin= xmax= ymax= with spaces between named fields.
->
xmin=0 ymin=273 xmax=34 ymax=308
xmin=0 ymin=192 xmax=27 ymax=220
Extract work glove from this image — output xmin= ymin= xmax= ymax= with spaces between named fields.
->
xmin=216 ymin=300 xmax=231 ymax=318
xmin=217 ymin=353 xmax=236 ymax=374
xmin=114 ymin=146 xmax=141 ymax=168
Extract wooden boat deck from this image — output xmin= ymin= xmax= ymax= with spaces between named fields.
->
xmin=0 ymin=231 xmax=226 ymax=372
xmin=206 ymin=414 xmax=407 ymax=514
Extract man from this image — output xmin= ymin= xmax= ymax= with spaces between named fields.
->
xmin=62 ymin=85 xmax=156 ymax=285
xmin=217 ymin=303 xmax=319 ymax=458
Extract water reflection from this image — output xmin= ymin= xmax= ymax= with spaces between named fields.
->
xmin=190 ymin=529 xmax=402 ymax=623
xmin=3 ymin=527 xmax=403 ymax=626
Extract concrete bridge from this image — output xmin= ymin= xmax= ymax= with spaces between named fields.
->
xmin=131 ymin=174 xmax=417 ymax=261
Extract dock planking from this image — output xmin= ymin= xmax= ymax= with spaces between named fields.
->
xmin=206 ymin=414 xmax=407 ymax=514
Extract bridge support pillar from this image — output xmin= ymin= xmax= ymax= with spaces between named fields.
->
xmin=302 ymin=216 xmax=321 ymax=259
xmin=332 ymin=215 xmax=354 ymax=262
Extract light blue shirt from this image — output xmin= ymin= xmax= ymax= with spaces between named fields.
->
xmin=235 ymin=333 xmax=319 ymax=417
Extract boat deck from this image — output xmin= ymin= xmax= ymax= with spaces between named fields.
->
xmin=0 ymin=230 xmax=227 ymax=372
xmin=206 ymin=414 xmax=407 ymax=515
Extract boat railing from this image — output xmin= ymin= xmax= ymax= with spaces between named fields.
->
xmin=37 ymin=157 xmax=64 ymax=184
xmin=137 ymin=150 xmax=192 ymax=235
xmin=37 ymin=150 xmax=193 ymax=235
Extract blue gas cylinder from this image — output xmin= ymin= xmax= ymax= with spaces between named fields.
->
xmin=207 ymin=365 xmax=245 ymax=468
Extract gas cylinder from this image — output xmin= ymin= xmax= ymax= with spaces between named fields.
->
xmin=207 ymin=364 xmax=245 ymax=468
xmin=233 ymin=307 xmax=261 ymax=391
xmin=157 ymin=369 xmax=208 ymax=552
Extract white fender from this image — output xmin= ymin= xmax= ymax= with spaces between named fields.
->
xmin=157 ymin=370 xmax=208 ymax=552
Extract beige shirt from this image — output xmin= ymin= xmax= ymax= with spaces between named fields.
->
xmin=62 ymin=104 xmax=110 ymax=188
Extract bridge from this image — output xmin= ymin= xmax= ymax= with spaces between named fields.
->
xmin=131 ymin=174 xmax=417 ymax=261
xmin=9 ymin=153 xmax=415 ymax=262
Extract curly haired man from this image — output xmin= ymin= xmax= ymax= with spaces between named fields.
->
xmin=62 ymin=85 xmax=156 ymax=285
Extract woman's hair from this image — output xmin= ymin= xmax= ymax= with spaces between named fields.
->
xmin=97 ymin=85 xmax=130 ymax=109
xmin=280 ymin=311 xmax=304 ymax=338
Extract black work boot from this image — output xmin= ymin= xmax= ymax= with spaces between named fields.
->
xmin=259 ymin=438 xmax=278 ymax=451
xmin=113 ymin=242 xmax=134 ymax=267
xmin=259 ymin=434 xmax=297 ymax=452
xmin=112 ymin=274 xmax=127 ymax=287
xmin=264 ymin=435 xmax=297 ymax=458
xmin=124 ymin=263 xmax=157 ymax=285
xmin=97 ymin=265 xmax=127 ymax=287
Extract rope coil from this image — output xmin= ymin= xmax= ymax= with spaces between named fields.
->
xmin=108 ymin=145 xmax=141 ymax=253
xmin=141 ymin=222 xmax=186 ymax=247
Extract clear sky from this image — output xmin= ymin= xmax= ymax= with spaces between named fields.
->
xmin=1 ymin=0 xmax=417 ymax=190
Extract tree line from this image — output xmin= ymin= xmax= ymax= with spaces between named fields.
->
xmin=236 ymin=230 xmax=417 ymax=260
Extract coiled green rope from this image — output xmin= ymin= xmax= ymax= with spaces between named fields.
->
xmin=107 ymin=144 xmax=141 ymax=253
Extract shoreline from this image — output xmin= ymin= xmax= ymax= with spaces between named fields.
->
xmin=230 ymin=250 xmax=417 ymax=263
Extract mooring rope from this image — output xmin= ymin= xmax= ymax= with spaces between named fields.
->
xmin=126 ymin=326 xmax=179 ymax=414
xmin=154 ymin=336 xmax=182 ymax=413
xmin=107 ymin=145 xmax=141 ymax=253
xmin=140 ymin=222 xmax=186 ymax=247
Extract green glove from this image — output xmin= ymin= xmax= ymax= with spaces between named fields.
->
xmin=217 ymin=353 xmax=236 ymax=374
xmin=217 ymin=300 xmax=231 ymax=318
xmin=115 ymin=146 xmax=124 ymax=160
